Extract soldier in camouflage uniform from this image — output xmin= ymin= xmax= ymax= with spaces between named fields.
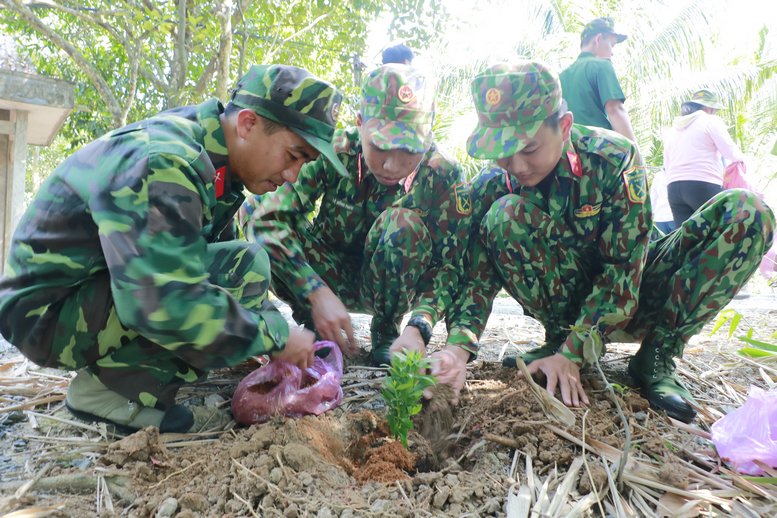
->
xmin=240 ymin=64 xmax=473 ymax=396
xmin=452 ymin=61 xmax=774 ymax=422
xmin=0 ymin=65 xmax=347 ymax=433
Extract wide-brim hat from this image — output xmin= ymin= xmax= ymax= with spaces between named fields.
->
xmin=360 ymin=64 xmax=435 ymax=153
xmin=361 ymin=117 xmax=432 ymax=153
xmin=231 ymin=64 xmax=348 ymax=177
xmin=467 ymin=61 xmax=562 ymax=160
xmin=688 ymin=89 xmax=724 ymax=110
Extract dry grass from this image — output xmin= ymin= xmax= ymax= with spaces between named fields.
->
xmin=2 ymin=298 xmax=777 ymax=516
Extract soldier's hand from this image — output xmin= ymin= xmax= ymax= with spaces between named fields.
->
xmin=309 ymin=286 xmax=358 ymax=357
xmin=273 ymin=327 xmax=316 ymax=369
xmin=525 ymin=353 xmax=589 ymax=408
xmin=388 ymin=326 xmax=426 ymax=357
xmin=426 ymin=346 xmax=469 ymax=405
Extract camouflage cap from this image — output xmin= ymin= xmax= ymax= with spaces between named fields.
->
xmin=230 ymin=64 xmax=348 ymax=177
xmin=467 ymin=61 xmax=562 ymax=160
xmin=688 ymin=89 xmax=724 ymax=110
xmin=581 ymin=17 xmax=627 ymax=44
xmin=360 ymin=64 xmax=435 ymax=153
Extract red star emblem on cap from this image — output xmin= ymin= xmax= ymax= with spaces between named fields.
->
xmin=398 ymin=85 xmax=414 ymax=103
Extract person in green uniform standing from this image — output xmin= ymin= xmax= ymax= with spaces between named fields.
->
xmin=452 ymin=60 xmax=774 ymax=422
xmin=560 ymin=17 xmax=638 ymax=146
xmin=240 ymin=64 xmax=473 ymax=399
xmin=0 ymin=65 xmax=346 ymax=433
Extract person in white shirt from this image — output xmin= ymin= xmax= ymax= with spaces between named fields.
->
xmin=650 ymin=168 xmax=675 ymax=235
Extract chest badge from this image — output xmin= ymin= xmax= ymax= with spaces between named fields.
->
xmin=574 ymin=203 xmax=601 ymax=218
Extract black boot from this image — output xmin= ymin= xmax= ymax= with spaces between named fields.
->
xmin=628 ymin=345 xmax=696 ymax=423
xmin=369 ymin=318 xmax=400 ymax=367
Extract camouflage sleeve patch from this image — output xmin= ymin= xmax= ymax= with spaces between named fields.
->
xmin=622 ymin=166 xmax=647 ymax=204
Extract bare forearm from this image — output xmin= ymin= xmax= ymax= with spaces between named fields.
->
xmin=605 ymin=101 xmax=638 ymax=146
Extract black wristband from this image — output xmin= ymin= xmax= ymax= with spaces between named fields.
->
xmin=407 ymin=316 xmax=433 ymax=345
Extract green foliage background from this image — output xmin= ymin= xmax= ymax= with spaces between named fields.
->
xmin=1 ymin=0 xmax=775 ymax=191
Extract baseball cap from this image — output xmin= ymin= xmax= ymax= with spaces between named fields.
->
xmin=382 ymin=44 xmax=415 ymax=65
xmin=581 ymin=17 xmax=627 ymax=44
xmin=687 ymin=89 xmax=724 ymax=110
xmin=230 ymin=64 xmax=348 ymax=177
xmin=467 ymin=61 xmax=562 ymax=160
xmin=360 ymin=64 xmax=435 ymax=153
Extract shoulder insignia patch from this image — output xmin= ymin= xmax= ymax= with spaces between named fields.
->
xmin=454 ymin=183 xmax=472 ymax=215
xmin=622 ymin=166 xmax=647 ymax=204
xmin=574 ymin=203 xmax=602 ymax=218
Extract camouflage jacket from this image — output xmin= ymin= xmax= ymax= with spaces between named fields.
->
xmin=450 ymin=125 xmax=651 ymax=354
xmin=241 ymin=127 xmax=472 ymax=337
xmin=0 ymin=99 xmax=288 ymax=367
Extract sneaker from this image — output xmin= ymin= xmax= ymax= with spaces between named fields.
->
xmin=65 ymin=370 xmax=193 ymax=433
xmin=628 ymin=347 xmax=696 ymax=423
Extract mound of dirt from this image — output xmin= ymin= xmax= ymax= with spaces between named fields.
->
xmin=0 ymin=361 xmax=671 ymax=517
xmin=102 ymin=427 xmax=168 ymax=467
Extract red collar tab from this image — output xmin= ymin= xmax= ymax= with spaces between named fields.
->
xmin=566 ymin=148 xmax=583 ymax=178
xmin=402 ymin=169 xmax=417 ymax=193
xmin=214 ymin=166 xmax=227 ymax=198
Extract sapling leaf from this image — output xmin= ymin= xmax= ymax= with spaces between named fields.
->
xmin=381 ymin=350 xmax=436 ymax=448
xmin=610 ymin=383 xmax=628 ymax=395
xmin=598 ymin=313 xmax=626 ymax=326
xmin=582 ymin=328 xmax=604 ymax=366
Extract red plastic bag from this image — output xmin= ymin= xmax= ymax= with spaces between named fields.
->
xmin=231 ymin=341 xmax=343 ymax=425
xmin=711 ymin=387 xmax=777 ymax=475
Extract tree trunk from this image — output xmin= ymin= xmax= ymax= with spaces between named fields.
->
xmin=215 ymin=0 xmax=233 ymax=102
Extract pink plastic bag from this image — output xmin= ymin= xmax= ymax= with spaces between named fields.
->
xmin=760 ymin=246 xmax=777 ymax=280
xmin=231 ymin=341 xmax=343 ymax=425
xmin=711 ymin=387 xmax=777 ymax=475
xmin=723 ymin=161 xmax=762 ymax=196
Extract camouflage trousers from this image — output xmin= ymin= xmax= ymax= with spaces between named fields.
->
xmin=1 ymin=241 xmax=271 ymax=409
xmin=482 ymin=189 xmax=775 ymax=355
xmin=268 ymin=208 xmax=432 ymax=337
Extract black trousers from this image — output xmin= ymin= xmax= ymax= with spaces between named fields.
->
xmin=668 ymin=180 xmax=723 ymax=226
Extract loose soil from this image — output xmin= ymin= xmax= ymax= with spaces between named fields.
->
xmin=2 ymin=292 xmax=777 ymax=517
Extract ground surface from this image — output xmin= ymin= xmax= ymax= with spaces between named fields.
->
xmin=2 ymin=286 xmax=777 ymax=517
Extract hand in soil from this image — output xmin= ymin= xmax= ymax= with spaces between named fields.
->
xmin=309 ymin=286 xmax=358 ymax=356
xmin=525 ymin=353 xmax=590 ymax=407
xmin=389 ymin=326 xmax=426 ymax=357
xmin=272 ymin=327 xmax=316 ymax=369
xmin=426 ymin=347 xmax=469 ymax=404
